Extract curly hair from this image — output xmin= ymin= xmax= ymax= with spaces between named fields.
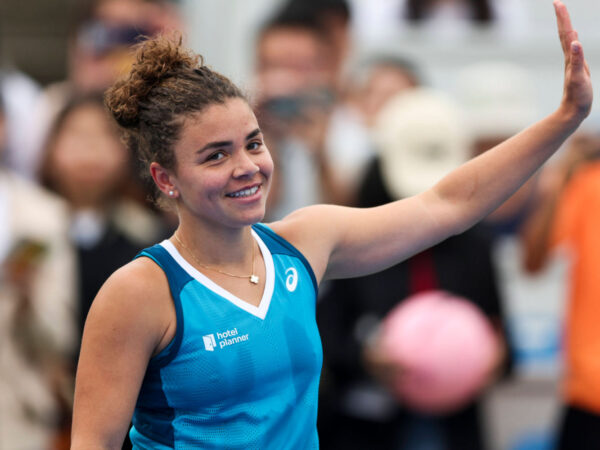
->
xmin=104 ymin=34 xmax=246 ymax=202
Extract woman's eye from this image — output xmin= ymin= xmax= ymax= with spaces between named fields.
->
xmin=247 ymin=141 xmax=262 ymax=151
xmin=207 ymin=151 xmax=226 ymax=161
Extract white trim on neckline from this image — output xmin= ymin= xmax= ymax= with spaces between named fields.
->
xmin=160 ymin=229 xmax=275 ymax=320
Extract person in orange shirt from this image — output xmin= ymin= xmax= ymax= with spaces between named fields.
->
xmin=522 ymin=137 xmax=600 ymax=449
xmin=554 ymin=161 xmax=600 ymax=449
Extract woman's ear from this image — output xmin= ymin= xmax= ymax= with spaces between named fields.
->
xmin=150 ymin=162 xmax=179 ymax=199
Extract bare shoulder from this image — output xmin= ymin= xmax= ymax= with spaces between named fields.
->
xmin=91 ymin=256 xmax=169 ymax=312
xmin=83 ymin=256 xmax=174 ymax=356
xmin=268 ymin=204 xmax=342 ymax=244
xmin=269 ymin=203 xmax=368 ymax=243
xmin=267 ymin=204 xmax=353 ymax=281
xmin=73 ymin=257 xmax=175 ymax=446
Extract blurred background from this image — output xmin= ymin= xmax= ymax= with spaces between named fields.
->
xmin=4 ymin=0 xmax=600 ymax=126
xmin=2 ymin=0 xmax=600 ymax=449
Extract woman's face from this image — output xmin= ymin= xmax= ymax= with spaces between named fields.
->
xmin=48 ymin=102 xmax=129 ymax=208
xmin=167 ymin=98 xmax=274 ymax=231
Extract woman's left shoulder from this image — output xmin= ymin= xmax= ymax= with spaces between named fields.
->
xmin=265 ymin=204 xmax=347 ymax=280
xmin=267 ymin=204 xmax=342 ymax=243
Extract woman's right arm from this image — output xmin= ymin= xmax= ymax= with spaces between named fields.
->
xmin=71 ymin=258 xmax=175 ymax=449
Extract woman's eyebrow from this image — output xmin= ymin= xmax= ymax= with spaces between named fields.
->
xmin=197 ymin=129 xmax=262 ymax=154
xmin=197 ymin=140 xmax=231 ymax=154
xmin=246 ymin=128 xmax=262 ymax=140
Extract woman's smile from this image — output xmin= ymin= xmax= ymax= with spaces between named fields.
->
xmin=226 ymin=183 xmax=262 ymax=200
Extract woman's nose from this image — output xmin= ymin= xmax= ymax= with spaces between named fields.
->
xmin=232 ymin=150 xmax=260 ymax=178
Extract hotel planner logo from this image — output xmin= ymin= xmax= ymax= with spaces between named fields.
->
xmin=204 ymin=328 xmax=249 ymax=351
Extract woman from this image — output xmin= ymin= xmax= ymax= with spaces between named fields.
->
xmin=72 ymin=2 xmax=591 ymax=448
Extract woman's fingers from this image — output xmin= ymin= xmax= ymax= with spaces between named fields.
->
xmin=555 ymin=0 xmax=573 ymax=45
xmin=570 ymin=41 xmax=584 ymax=70
xmin=555 ymin=0 xmax=577 ymax=64
xmin=554 ymin=0 xmax=593 ymax=119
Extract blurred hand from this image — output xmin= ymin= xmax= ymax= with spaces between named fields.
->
xmin=361 ymin=329 xmax=404 ymax=393
xmin=289 ymin=103 xmax=332 ymax=157
xmin=256 ymin=89 xmax=334 ymax=156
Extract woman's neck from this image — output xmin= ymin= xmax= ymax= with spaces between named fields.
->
xmin=174 ymin=221 xmax=256 ymax=268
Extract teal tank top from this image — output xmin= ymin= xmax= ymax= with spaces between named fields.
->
xmin=129 ymin=223 xmax=322 ymax=449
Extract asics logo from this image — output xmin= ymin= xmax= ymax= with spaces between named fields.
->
xmin=285 ymin=267 xmax=298 ymax=292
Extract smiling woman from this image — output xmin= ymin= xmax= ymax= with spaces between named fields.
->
xmin=71 ymin=2 xmax=592 ymax=448
xmin=152 ymin=98 xmax=273 ymax=232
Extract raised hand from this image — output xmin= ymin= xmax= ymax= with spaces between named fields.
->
xmin=555 ymin=0 xmax=593 ymax=122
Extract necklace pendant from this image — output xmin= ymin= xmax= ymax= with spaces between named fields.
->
xmin=250 ymin=274 xmax=259 ymax=284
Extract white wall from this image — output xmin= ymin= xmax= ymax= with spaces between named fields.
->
xmin=180 ymin=0 xmax=284 ymax=90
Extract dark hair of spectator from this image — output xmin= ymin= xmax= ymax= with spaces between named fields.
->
xmin=405 ymin=0 xmax=494 ymax=24
xmin=258 ymin=1 xmax=330 ymax=42
xmin=280 ymin=0 xmax=350 ymax=25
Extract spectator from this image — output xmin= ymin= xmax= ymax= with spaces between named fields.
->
xmin=273 ymin=0 xmax=352 ymax=90
xmin=521 ymin=133 xmax=600 ymax=450
xmin=38 ymin=94 xmax=166 ymax=339
xmin=253 ymin=4 xmax=345 ymax=217
xmin=0 ymin=91 xmax=77 ymax=449
xmin=26 ymin=0 xmax=183 ymax=180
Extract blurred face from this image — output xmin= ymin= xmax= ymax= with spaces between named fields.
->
xmin=47 ymin=103 xmax=128 ymax=208
xmin=69 ymin=0 xmax=155 ymax=92
xmin=168 ymin=98 xmax=273 ymax=231
xmin=255 ymin=27 xmax=329 ymax=100
xmin=70 ymin=46 xmax=136 ymax=93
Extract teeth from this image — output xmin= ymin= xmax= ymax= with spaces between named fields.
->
xmin=228 ymin=186 xmax=259 ymax=198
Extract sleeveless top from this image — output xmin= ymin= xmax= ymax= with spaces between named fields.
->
xmin=129 ymin=223 xmax=322 ymax=449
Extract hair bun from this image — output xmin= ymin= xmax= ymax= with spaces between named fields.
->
xmin=105 ymin=34 xmax=199 ymax=128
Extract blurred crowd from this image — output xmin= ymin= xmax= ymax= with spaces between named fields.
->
xmin=1 ymin=0 xmax=600 ymax=449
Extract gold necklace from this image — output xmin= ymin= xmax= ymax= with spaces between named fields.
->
xmin=173 ymin=233 xmax=260 ymax=285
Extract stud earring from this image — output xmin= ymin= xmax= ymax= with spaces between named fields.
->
xmin=168 ymin=190 xmax=175 ymax=197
